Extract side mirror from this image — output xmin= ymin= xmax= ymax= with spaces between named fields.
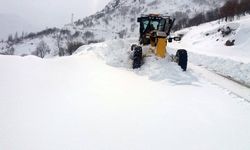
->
xmin=174 ymin=37 xmax=181 ymax=41
xmin=168 ymin=38 xmax=173 ymax=43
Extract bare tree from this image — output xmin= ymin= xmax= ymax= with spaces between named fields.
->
xmin=7 ymin=34 xmax=13 ymax=43
xmin=33 ymin=40 xmax=51 ymax=58
xmin=56 ymin=33 xmax=65 ymax=56
xmin=5 ymin=47 xmax=15 ymax=55
xmin=14 ymin=32 xmax=18 ymax=41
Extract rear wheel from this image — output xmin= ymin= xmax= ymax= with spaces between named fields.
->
xmin=176 ymin=49 xmax=188 ymax=71
xmin=133 ymin=46 xmax=143 ymax=69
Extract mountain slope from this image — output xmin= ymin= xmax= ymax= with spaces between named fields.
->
xmin=70 ymin=0 xmax=225 ymax=38
xmin=0 ymin=0 xmax=225 ymax=57
xmin=169 ymin=15 xmax=250 ymax=87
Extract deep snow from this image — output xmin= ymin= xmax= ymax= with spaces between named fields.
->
xmin=1 ymin=39 xmax=250 ymax=150
xmin=170 ymin=15 xmax=250 ymax=87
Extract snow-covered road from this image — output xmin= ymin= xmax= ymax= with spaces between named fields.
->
xmin=189 ymin=63 xmax=250 ymax=102
xmin=0 ymin=39 xmax=250 ymax=150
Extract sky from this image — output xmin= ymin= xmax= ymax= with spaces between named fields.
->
xmin=0 ymin=0 xmax=111 ymax=39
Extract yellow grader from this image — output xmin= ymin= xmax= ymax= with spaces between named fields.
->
xmin=131 ymin=14 xmax=188 ymax=71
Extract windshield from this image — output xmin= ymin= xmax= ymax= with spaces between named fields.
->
xmin=143 ymin=20 xmax=149 ymax=31
xmin=158 ymin=19 xmax=166 ymax=31
xmin=140 ymin=20 xmax=159 ymax=34
xmin=150 ymin=21 xmax=159 ymax=30
xmin=140 ymin=18 xmax=167 ymax=34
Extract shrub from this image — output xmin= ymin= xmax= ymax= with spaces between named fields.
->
xmin=72 ymin=31 xmax=81 ymax=38
xmin=225 ymin=40 xmax=235 ymax=46
xmin=2 ymin=47 xmax=15 ymax=55
xmin=118 ymin=29 xmax=127 ymax=38
xmin=84 ymin=31 xmax=94 ymax=39
xmin=221 ymin=26 xmax=232 ymax=37
xmin=66 ymin=41 xmax=84 ymax=55
xmin=87 ymin=39 xmax=104 ymax=44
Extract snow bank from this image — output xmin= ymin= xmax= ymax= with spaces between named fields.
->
xmin=174 ymin=15 xmax=250 ymax=63
xmin=75 ymin=39 xmax=133 ymax=68
xmin=171 ymin=15 xmax=250 ymax=87
xmin=189 ymin=52 xmax=250 ymax=87
xmin=76 ymin=39 xmax=197 ymax=85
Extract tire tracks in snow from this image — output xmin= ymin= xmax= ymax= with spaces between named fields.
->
xmin=189 ymin=63 xmax=250 ymax=102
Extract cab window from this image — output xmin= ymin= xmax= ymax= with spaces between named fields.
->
xmin=158 ymin=19 xmax=166 ymax=31
xmin=150 ymin=21 xmax=159 ymax=30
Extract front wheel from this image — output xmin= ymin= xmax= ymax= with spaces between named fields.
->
xmin=132 ymin=46 xmax=143 ymax=69
xmin=176 ymin=49 xmax=188 ymax=71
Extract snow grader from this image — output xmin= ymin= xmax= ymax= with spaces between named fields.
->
xmin=131 ymin=14 xmax=188 ymax=71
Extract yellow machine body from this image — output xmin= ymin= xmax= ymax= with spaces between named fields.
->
xmin=132 ymin=14 xmax=187 ymax=71
xmin=147 ymin=32 xmax=168 ymax=58
xmin=137 ymin=14 xmax=174 ymax=59
xmin=155 ymin=37 xmax=167 ymax=58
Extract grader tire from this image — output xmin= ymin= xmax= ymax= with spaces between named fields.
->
xmin=133 ymin=46 xmax=143 ymax=69
xmin=176 ymin=49 xmax=188 ymax=71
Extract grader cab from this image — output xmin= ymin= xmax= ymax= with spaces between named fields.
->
xmin=131 ymin=14 xmax=187 ymax=71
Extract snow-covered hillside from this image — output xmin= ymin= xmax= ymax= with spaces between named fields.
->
xmin=66 ymin=0 xmax=225 ymax=40
xmin=0 ymin=0 xmax=225 ymax=57
xmin=1 ymin=39 xmax=250 ymax=150
xmin=170 ymin=15 xmax=250 ymax=87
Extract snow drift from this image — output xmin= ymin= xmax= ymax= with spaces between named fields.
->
xmin=1 ymin=39 xmax=250 ymax=150
xmin=171 ymin=15 xmax=250 ymax=87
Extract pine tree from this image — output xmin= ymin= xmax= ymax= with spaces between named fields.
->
xmin=7 ymin=34 xmax=13 ymax=42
